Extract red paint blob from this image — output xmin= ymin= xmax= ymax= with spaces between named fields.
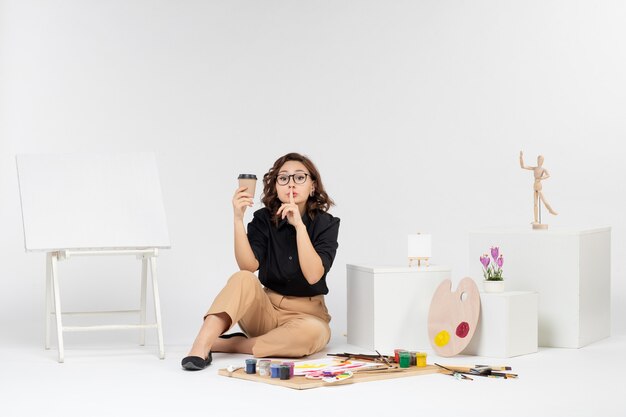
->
xmin=456 ymin=322 xmax=470 ymax=338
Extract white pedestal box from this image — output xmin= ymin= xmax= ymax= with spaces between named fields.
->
xmin=346 ymin=264 xmax=451 ymax=353
xmin=469 ymin=227 xmax=611 ymax=348
xmin=465 ymin=291 xmax=538 ymax=358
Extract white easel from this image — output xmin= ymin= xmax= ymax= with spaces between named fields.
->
xmin=17 ymin=153 xmax=171 ymax=362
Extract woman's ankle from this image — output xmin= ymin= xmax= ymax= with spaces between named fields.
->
xmin=187 ymin=342 xmax=210 ymax=358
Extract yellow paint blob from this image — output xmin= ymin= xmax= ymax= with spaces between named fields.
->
xmin=434 ymin=330 xmax=450 ymax=347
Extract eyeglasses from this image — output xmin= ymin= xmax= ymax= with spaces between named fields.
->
xmin=276 ymin=173 xmax=309 ymax=186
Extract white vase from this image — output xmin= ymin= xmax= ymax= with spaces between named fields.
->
xmin=483 ymin=280 xmax=504 ymax=293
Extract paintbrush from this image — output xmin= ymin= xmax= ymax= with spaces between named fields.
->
xmin=434 ymin=363 xmax=473 ymax=381
xmin=439 ymin=365 xmax=518 ymax=379
xmin=375 ymin=350 xmax=393 ymax=367
xmin=327 ymin=352 xmax=394 ymax=364
xmin=439 ymin=365 xmax=488 ymax=375
xmin=440 ymin=365 xmax=513 ymax=374
xmin=351 ymin=365 xmax=403 ymax=374
xmin=490 ymin=371 xmax=518 ymax=379
xmin=475 ymin=365 xmax=512 ymax=371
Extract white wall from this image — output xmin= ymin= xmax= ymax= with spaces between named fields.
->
xmin=1 ymin=0 xmax=625 ymax=348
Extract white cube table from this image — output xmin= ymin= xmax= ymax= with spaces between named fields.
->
xmin=465 ymin=291 xmax=538 ymax=358
xmin=469 ymin=227 xmax=611 ymax=348
xmin=347 ymin=264 xmax=451 ymax=353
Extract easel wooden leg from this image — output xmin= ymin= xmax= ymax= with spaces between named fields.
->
xmin=139 ymin=258 xmax=147 ymax=346
xmin=50 ymin=253 xmax=65 ymax=363
xmin=149 ymin=257 xmax=165 ymax=359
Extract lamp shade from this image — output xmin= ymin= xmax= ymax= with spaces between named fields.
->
xmin=408 ymin=234 xmax=432 ymax=258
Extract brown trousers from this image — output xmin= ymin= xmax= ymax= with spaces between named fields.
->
xmin=205 ymin=270 xmax=332 ymax=358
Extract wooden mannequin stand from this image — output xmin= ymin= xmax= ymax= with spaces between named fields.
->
xmin=408 ymin=257 xmax=429 ymax=267
xmin=532 ymin=201 xmax=549 ymax=230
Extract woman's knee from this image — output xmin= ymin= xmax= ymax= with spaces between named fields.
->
xmin=227 ymin=270 xmax=258 ymax=288
xmin=290 ymin=319 xmax=331 ymax=355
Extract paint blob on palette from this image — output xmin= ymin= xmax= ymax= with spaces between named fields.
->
xmin=427 ymin=277 xmax=480 ymax=357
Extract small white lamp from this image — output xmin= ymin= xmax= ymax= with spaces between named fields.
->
xmin=408 ymin=233 xmax=431 ymax=267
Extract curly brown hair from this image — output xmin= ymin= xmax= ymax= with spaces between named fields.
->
xmin=261 ymin=153 xmax=335 ymax=225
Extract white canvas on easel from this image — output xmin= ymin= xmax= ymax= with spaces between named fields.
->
xmin=16 ymin=152 xmax=171 ymax=362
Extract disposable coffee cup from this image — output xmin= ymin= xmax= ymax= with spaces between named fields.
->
xmin=238 ymin=174 xmax=257 ymax=198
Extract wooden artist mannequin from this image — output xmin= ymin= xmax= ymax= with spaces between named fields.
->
xmin=519 ymin=151 xmax=558 ymax=229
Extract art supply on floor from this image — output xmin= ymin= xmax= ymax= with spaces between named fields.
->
xmin=469 ymin=366 xmax=492 ymax=375
xmin=375 ymin=350 xmax=393 ymax=367
xmin=319 ymin=371 xmax=353 ymax=383
xmin=328 ymin=352 xmax=395 ymax=365
xmin=475 ymin=364 xmax=512 ymax=371
xmin=416 ymin=352 xmax=427 ymax=367
xmin=427 ymin=278 xmax=481 ymax=357
xmin=394 ymin=348 xmax=404 ymax=363
xmin=293 ymin=357 xmax=384 ymax=376
xmin=489 ymin=371 xmax=518 ymax=379
xmin=226 ymin=365 xmax=243 ymax=373
xmin=258 ymin=360 xmax=271 ymax=376
xmin=281 ymin=361 xmax=295 ymax=377
xmin=270 ymin=363 xmax=281 ymax=378
xmin=440 ymin=364 xmax=514 ymax=374
xmin=279 ymin=365 xmax=291 ymax=380
xmin=245 ymin=358 xmax=257 ymax=374
xmin=398 ymin=351 xmax=411 ymax=368
xmin=219 ymin=364 xmax=441 ymax=390
xmin=436 ymin=364 xmax=518 ymax=379
xmin=434 ymin=363 xmax=473 ymax=381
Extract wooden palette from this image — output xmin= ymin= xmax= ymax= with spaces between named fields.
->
xmin=427 ymin=277 xmax=480 ymax=357
xmin=218 ymin=365 xmax=441 ymax=390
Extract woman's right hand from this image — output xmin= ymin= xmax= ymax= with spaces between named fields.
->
xmin=233 ymin=186 xmax=254 ymax=221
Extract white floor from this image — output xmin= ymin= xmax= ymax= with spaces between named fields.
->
xmin=2 ymin=335 xmax=625 ymax=417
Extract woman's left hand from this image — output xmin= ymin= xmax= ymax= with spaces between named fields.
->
xmin=276 ymin=189 xmax=304 ymax=227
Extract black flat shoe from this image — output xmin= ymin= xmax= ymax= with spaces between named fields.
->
xmin=219 ymin=332 xmax=248 ymax=339
xmin=181 ymin=352 xmax=212 ymax=371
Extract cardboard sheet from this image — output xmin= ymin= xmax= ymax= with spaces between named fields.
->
xmin=218 ymin=365 xmax=441 ymax=390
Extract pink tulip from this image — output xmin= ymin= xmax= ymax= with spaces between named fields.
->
xmin=497 ymin=255 xmax=504 ymax=268
xmin=480 ymin=254 xmax=490 ymax=268
xmin=490 ymin=246 xmax=499 ymax=261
